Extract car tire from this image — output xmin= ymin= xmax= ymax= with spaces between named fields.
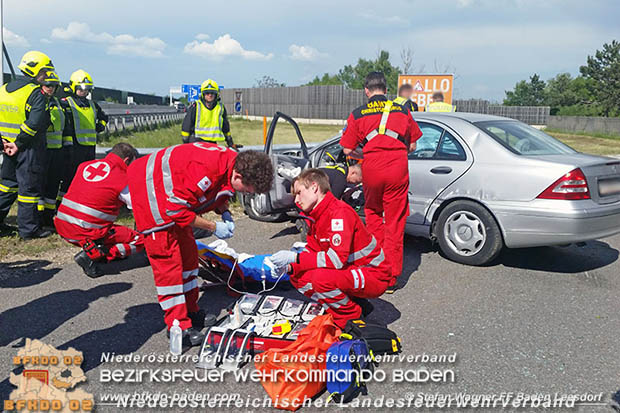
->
xmin=435 ymin=200 xmax=503 ymax=266
xmin=242 ymin=194 xmax=287 ymax=223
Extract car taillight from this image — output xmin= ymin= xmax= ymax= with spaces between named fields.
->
xmin=537 ymin=168 xmax=590 ymax=200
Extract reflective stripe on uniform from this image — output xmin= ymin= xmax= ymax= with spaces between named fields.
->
xmin=183 ymin=278 xmax=198 ymax=292
xmin=182 ymin=268 xmax=199 ymax=279
xmin=364 ymin=99 xmax=401 ymax=142
xmin=17 ymin=195 xmax=39 ymax=204
xmin=55 ymin=211 xmax=105 ymax=229
xmin=348 ymin=236 xmax=377 ymax=262
xmin=317 ymin=251 xmax=326 ymax=267
xmin=157 ymin=284 xmax=184 ymax=295
xmin=326 ymin=248 xmax=343 ymax=269
xmin=61 ymin=198 xmax=118 ymax=222
xmin=195 ymin=101 xmax=225 ymax=141
xmin=0 ymin=184 xmax=17 ymax=193
xmin=159 ymin=295 xmax=186 ymax=310
xmin=0 ymin=83 xmax=39 ymax=142
xmin=298 ymin=283 xmax=313 ymax=294
xmin=145 ymin=152 xmax=165 ymax=225
xmin=368 ymin=249 xmax=385 ymax=267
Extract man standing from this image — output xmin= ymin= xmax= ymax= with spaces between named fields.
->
xmin=181 ymin=79 xmax=234 ymax=147
xmin=270 ymin=169 xmax=390 ymax=328
xmin=59 ymin=70 xmax=108 ymax=195
xmin=54 ymin=143 xmax=144 ymax=278
xmin=128 ymin=143 xmax=272 ymax=348
xmin=394 ymin=83 xmax=419 ymax=113
xmin=340 ymin=72 xmax=422 ymax=292
xmin=426 ymin=91 xmax=455 ymax=112
xmin=0 ymin=51 xmax=60 ymax=239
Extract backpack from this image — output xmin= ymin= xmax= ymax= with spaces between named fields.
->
xmin=342 ymin=320 xmax=402 ymax=356
xmin=326 ymin=339 xmax=373 ymax=403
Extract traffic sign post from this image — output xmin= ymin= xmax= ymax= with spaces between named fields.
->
xmin=181 ymin=84 xmax=201 ymax=102
xmin=234 ymin=91 xmax=243 ymax=114
xmin=397 ymin=74 xmax=454 ymax=111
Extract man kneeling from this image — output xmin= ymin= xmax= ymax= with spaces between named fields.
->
xmin=55 ymin=143 xmax=144 ymax=278
xmin=270 ymin=169 xmax=390 ymax=328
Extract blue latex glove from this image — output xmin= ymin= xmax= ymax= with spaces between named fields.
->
xmin=270 ymin=250 xmax=298 ymax=268
xmin=214 ymin=221 xmax=233 ymax=239
xmin=222 ymin=211 xmax=235 ymax=232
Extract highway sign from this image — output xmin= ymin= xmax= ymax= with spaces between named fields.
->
xmin=235 ymin=102 xmax=242 ymax=112
xmin=181 ymin=84 xmax=201 ymax=102
xmin=397 ymin=74 xmax=454 ymax=111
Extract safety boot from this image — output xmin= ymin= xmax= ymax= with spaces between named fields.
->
xmin=188 ymin=310 xmax=218 ymax=331
xmin=74 ymin=250 xmax=104 ymax=278
xmin=20 ymin=228 xmax=52 ymax=240
xmin=351 ymin=297 xmax=374 ymax=317
xmin=0 ymin=223 xmax=18 ymax=236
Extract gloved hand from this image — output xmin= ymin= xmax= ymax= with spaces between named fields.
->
xmin=270 ymin=250 xmax=298 ymax=268
xmin=214 ymin=221 xmax=233 ymax=239
xmin=221 ymin=211 xmax=234 ymax=232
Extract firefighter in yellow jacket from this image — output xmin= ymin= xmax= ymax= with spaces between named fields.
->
xmin=426 ymin=91 xmax=455 ymax=112
xmin=59 ymin=70 xmax=109 ymax=196
xmin=0 ymin=51 xmax=60 ymax=239
xmin=181 ymin=79 xmax=234 ymax=147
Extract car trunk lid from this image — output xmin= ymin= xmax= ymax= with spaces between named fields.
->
xmin=533 ymin=154 xmax=620 ymax=204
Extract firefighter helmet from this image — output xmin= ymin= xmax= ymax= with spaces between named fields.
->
xmin=17 ymin=51 xmax=55 ymax=78
xmin=40 ymin=69 xmax=61 ymax=86
xmin=69 ymin=70 xmax=94 ymax=93
xmin=200 ymin=79 xmax=219 ymax=95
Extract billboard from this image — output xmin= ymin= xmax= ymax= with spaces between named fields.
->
xmin=397 ymin=74 xmax=454 ymax=111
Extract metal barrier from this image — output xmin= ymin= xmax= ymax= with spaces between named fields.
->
xmin=105 ymin=112 xmax=185 ymax=133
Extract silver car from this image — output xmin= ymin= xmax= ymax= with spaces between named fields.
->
xmin=242 ymin=112 xmax=620 ymax=265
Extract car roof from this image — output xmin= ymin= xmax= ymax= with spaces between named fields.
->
xmin=413 ymin=112 xmax=515 ymax=123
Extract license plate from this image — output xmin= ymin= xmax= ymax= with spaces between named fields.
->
xmin=598 ymin=177 xmax=620 ymax=197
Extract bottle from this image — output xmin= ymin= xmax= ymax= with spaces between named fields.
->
xmin=169 ymin=319 xmax=182 ymax=355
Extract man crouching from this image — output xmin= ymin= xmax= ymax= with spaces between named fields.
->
xmin=270 ymin=169 xmax=390 ymax=328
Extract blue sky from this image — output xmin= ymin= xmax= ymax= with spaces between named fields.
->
xmin=2 ymin=0 xmax=619 ymax=102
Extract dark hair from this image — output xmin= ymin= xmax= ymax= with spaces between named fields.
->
xmin=111 ymin=142 xmax=138 ymax=162
xmin=293 ymin=168 xmax=331 ymax=194
xmin=398 ymin=83 xmax=413 ymax=95
xmin=364 ymin=71 xmax=386 ymax=93
xmin=432 ymin=91 xmax=444 ymax=102
xmin=233 ymin=151 xmax=273 ymax=193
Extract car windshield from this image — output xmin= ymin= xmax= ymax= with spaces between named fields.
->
xmin=474 ymin=120 xmax=577 ymax=156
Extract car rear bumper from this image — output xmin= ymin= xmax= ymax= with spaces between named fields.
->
xmin=489 ymin=199 xmax=620 ymax=248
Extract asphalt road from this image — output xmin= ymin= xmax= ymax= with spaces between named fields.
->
xmin=1 ymin=215 xmax=619 ymax=412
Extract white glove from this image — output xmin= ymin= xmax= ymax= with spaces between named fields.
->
xmin=214 ymin=222 xmax=233 ymax=239
xmin=270 ymin=250 xmax=298 ymax=268
xmin=222 ymin=211 xmax=235 ymax=232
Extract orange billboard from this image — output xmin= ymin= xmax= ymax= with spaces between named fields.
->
xmin=397 ymin=74 xmax=454 ymax=111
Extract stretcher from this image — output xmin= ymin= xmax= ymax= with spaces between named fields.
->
xmin=195 ymin=240 xmax=291 ymax=295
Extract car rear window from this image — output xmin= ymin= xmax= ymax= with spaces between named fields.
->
xmin=474 ymin=120 xmax=577 ymax=155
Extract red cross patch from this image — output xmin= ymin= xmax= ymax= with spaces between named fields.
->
xmin=83 ymin=161 xmax=110 ymax=182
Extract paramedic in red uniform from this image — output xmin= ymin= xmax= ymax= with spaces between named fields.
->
xmin=128 ymin=142 xmax=273 ymax=348
xmin=339 ymin=71 xmax=422 ymax=292
xmin=270 ymin=169 xmax=390 ymax=328
xmin=54 ymin=143 xmax=144 ymax=278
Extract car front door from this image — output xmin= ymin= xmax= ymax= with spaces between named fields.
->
xmin=408 ymin=121 xmax=473 ymax=227
xmin=246 ymin=112 xmax=310 ymax=216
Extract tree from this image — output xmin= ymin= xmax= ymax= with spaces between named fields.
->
xmin=305 ymin=50 xmax=401 ymax=93
xmin=254 ymin=75 xmax=286 ymax=88
xmin=579 ymin=40 xmax=620 ymax=116
xmin=400 ymin=46 xmax=414 ymax=74
xmin=503 ymin=74 xmax=547 ymax=106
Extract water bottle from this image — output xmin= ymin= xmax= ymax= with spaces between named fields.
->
xmin=169 ymin=319 xmax=182 ymax=355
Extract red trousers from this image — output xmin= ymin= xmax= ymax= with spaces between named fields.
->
xmin=291 ymin=266 xmax=389 ymax=328
xmin=57 ymin=223 xmax=144 ymax=262
xmin=144 ymin=225 xmax=200 ymax=330
xmin=362 ymin=152 xmax=409 ymax=282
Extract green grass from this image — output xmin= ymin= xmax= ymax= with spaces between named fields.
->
xmin=100 ymin=118 xmax=343 ymax=148
xmin=544 ymin=127 xmax=620 ymax=141
xmin=546 ymin=130 xmax=620 ymax=155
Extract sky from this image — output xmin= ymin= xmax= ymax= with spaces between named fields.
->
xmin=2 ymin=0 xmax=619 ymax=102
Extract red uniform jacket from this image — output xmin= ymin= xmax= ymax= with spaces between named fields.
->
xmin=340 ymin=94 xmax=422 ymax=156
xmin=55 ymin=152 xmax=128 ymax=240
xmin=128 ymin=142 xmax=237 ymax=234
xmin=291 ymin=192 xmax=390 ymax=281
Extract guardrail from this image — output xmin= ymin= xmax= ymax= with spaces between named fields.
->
xmin=105 ymin=112 xmax=185 ymax=133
